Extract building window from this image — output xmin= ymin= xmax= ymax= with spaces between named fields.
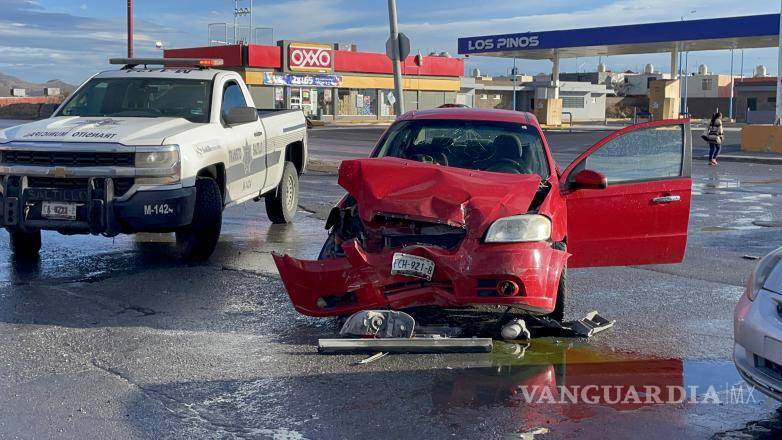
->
xmin=480 ymin=94 xmax=488 ymax=100
xmin=494 ymin=94 xmax=501 ymax=100
xmin=747 ymin=98 xmax=758 ymax=111
xmin=769 ymin=97 xmax=777 ymax=104
xmin=337 ymin=88 xmax=377 ymax=117
xmin=562 ymin=96 xmax=585 ymax=109
xmin=701 ymin=79 xmax=713 ymax=91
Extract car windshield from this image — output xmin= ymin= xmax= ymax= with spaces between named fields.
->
xmin=374 ymin=119 xmax=550 ymax=179
xmin=57 ymin=78 xmax=212 ymax=123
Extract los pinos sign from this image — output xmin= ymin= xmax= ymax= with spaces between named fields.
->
xmin=288 ymin=43 xmax=334 ymax=73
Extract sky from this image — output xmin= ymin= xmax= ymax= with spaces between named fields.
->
xmin=0 ymin=0 xmax=780 ymax=85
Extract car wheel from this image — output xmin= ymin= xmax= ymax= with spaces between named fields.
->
xmin=9 ymin=229 xmax=41 ymax=258
xmin=547 ymin=266 xmax=567 ymax=322
xmin=265 ymin=161 xmax=299 ymax=224
xmin=176 ymin=177 xmax=223 ymax=261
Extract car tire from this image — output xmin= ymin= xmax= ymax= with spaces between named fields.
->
xmin=9 ymin=229 xmax=41 ymax=258
xmin=265 ymin=161 xmax=298 ymax=224
xmin=547 ymin=266 xmax=567 ymax=322
xmin=176 ymin=177 xmax=223 ymax=261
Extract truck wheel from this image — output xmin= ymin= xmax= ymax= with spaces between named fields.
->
xmin=9 ymin=229 xmax=41 ymax=258
xmin=547 ymin=267 xmax=567 ymax=322
xmin=176 ymin=177 xmax=222 ymax=261
xmin=265 ymin=161 xmax=298 ymax=224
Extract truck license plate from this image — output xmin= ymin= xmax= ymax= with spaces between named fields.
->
xmin=41 ymin=201 xmax=78 ymax=220
xmin=391 ymin=253 xmax=435 ymax=281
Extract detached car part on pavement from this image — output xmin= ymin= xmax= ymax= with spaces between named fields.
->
xmin=0 ymin=58 xmax=308 ymax=260
xmin=274 ymin=109 xmax=693 ymax=321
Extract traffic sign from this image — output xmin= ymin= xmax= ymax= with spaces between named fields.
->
xmin=386 ymin=32 xmax=411 ymax=61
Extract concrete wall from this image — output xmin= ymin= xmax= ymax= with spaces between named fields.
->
xmin=606 ymin=96 xmax=649 ymax=118
xmin=685 ymin=98 xmax=730 ymax=119
xmin=735 ymin=90 xmax=776 ymax=122
xmin=473 ymin=90 xmax=515 ymax=110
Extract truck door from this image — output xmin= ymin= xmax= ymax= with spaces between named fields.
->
xmin=561 ymin=119 xmax=692 ymax=268
xmin=221 ymin=80 xmax=266 ymax=202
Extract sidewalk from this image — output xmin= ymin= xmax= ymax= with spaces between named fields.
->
xmin=693 ymin=145 xmax=782 ymax=165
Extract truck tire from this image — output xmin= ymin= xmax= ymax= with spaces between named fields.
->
xmin=265 ymin=161 xmax=298 ymax=224
xmin=547 ymin=267 xmax=567 ymax=322
xmin=9 ymin=229 xmax=41 ymax=258
xmin=176 ymin=177 xmax=222 ymax=261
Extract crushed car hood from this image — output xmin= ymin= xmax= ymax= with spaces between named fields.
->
xmin=338 ymin=157 xmax=542 ymax=236
xmin=0 ymin=116 xmax=199 ymax=145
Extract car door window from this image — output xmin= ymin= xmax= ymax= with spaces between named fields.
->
xmin=580 ymin=126 xmax=684 ymax=183
xmin=222 ymin=82 xmax=248 ymax=118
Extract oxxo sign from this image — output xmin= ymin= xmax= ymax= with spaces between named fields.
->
xmin=288 ymin=43 xmax=333 ymax=73
xmin=467 ymin=35 xmax=540 ymax=51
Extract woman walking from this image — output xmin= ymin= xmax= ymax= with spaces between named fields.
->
xmin=706 ymin=112 xmax=724 ymax=166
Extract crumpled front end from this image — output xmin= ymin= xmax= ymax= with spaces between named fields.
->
xmin=274 ymin=237 xmax=568 ymax=317
xmin=274 ymin=157 xmax=569 ymax=317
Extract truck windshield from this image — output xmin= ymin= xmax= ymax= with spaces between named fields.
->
xmin=374 ymin=119 xmax=550 ymax=178
xmin=57 ymin=78 xmax=212 ymax=123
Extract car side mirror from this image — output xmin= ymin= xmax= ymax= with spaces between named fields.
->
xmin=224 ymin=106 xmax=258 ymax=126
xmin=572 ymin=169 xmax=608 ymax=190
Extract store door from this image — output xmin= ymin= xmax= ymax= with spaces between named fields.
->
xmin=289 ymin=87 xmax=318 ymax=116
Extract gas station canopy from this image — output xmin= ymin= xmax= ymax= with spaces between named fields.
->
xmin=457 ymin=14 xmax=780 ymax=59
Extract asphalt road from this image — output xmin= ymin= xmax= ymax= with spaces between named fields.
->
xmin=0 ymin=119 xmax=780 ymax=439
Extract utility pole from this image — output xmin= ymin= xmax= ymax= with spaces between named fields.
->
xmin=512 ymin=58 xmax=517 ymax=111
xmin=387 ymin=0 xmax=405 ymax=116
xmin=127 ymin=0 xmax=133 ymax=57
xmin=776 ymin=0 xmax=782 ymax=125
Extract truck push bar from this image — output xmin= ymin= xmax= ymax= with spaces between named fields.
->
xmin=109 ymin=58 xmax=224 ymax=69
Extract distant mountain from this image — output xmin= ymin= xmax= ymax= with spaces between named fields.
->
xmin=0 ymin=72 xmax=76 ymax=97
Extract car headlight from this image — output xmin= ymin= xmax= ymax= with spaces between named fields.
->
xmin=485 ymin=214 xmax=552 ymax=243
xmin=746 ymin=248 xmax=782 ymax=301
xmin=135 ymin=145 xmax=180 ymax=185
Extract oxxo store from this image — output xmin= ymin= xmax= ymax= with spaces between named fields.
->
xmin=165 ymin=42 xmax=464 ymax=122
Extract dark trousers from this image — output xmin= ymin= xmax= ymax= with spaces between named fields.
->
xmin=709 ymin=143 xmax=721 ymax=160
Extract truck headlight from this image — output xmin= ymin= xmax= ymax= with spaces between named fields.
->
xmin=746 ymin=248 xmax=782 ymax=301
xmin=485 ymin=214 xmax=552 ymax=243
xmin=135 ymin=146 xmax=180 ymax=185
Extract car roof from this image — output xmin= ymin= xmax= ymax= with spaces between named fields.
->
xmin=94 ymin=68 xmax=221 ymax=81
xmin=400 ymin=108 xmax=538 ymax=126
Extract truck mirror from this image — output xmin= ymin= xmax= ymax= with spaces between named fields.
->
xmin=573 ymin=169 xmax=608 ymax=190
xmin=224 ymin=106 xmax=258 ymax=126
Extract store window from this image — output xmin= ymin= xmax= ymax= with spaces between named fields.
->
xmin=274 ymin=87 xmax=285 ymax=109
xmin=380 ymin=90 xmax=396 ymax=117
xmin=338 ymin=89 xmax=377 ymax=117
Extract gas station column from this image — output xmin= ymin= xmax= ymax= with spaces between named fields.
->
xmin=671 ymin=45 xmax=679 ymax=78
xmin=533 ymin=51 xmax=563 ymax=126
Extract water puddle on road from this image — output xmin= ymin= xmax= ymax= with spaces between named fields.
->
xmin=427 ymin=339 xmax=781 ymax=438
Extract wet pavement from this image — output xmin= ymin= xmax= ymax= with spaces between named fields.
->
xmin=0 ymin=121 xmax=781 ymax=439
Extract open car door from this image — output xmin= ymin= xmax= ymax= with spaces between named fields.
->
xmin=561 ymin=119 xmax=692 ymax=268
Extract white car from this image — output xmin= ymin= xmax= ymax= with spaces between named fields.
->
xmin=0 ymin=58 xmax=308 ymax=260
xmin=734 ymin=248 xmax=782 ymax=401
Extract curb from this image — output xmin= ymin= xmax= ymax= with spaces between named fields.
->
xmin=695 ymin=154 xmax=782 ymax=165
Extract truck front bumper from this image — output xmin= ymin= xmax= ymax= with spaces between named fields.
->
xmin=0 ymin=176 xmax=195 ymax=235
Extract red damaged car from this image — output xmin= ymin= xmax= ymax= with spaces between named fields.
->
xmin=274 ymin=109 xmax=692 ymax=320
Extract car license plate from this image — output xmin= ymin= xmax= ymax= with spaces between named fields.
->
xmin=391 ymin=253 xmax=435 ymax=281
xmin=41 ymin=201 xmax=78 ymax=220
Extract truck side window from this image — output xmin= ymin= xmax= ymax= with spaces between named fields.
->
xmin=582 ymin=126 xmax=684 ymax=183
xmin=222 ymin=82 xmax=248 ymax=118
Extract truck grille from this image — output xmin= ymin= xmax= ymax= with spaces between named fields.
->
xmin=27 ymin=177 xmax=135 ymax=197
xmin=2 ymin=151 xmax=135 ymax=167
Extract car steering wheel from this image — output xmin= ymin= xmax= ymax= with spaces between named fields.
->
xmin=485 ymin=158 xmax=524 ymax=174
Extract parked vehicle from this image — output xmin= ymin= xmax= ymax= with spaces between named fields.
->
xmin=734 ymin=248 xmax=782 ymax=401
xmin=274 ymin=108 xmax=692 ymax=319
xmin=0 ymin=58 xmax=308 ymax=260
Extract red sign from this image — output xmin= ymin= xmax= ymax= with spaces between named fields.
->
xmin=288 ymin=43 xmax=333 ymax=72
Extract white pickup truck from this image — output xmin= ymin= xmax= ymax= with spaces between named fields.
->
xmin=0 ymin=58 xmax=308 ymax=260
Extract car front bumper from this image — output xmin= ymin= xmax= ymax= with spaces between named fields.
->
xmin=733 ymin=288 xmax=782 ymax=401
xmin=273 ymin=238 xmax=569 ymax=317
xmin=0 ymin=176 xmax=195 ymax=235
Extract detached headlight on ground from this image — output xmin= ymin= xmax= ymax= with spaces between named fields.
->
xmin=746 ymin=248 xmax=782 ymax=301
xmin=135 ymin=145 xmax=180 ymax=185
xmin=485 ymin=214 xmax=552 ymax=243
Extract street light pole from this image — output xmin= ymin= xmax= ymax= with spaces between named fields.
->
xmin=776 ymin=0 xmax=782 ymax=124
xmin=127 ymin=0 xmax=133 ymax=58
xmin=512 ymin=58 xmax=517 ymax=111
xmin=729 ymin=48 xmax=735 ymax=121
xmin=387 ymin=0 xmax=405 ymax=117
